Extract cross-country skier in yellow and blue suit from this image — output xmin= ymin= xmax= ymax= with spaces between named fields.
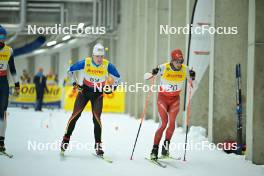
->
xmin=61 ymin=43 xmax=120 ymax=156
xmin=0 ymin=25 xmax=20 ymax=153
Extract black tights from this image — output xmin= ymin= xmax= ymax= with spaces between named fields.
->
xmin=64 ymin=86 xmax=103 ymax=143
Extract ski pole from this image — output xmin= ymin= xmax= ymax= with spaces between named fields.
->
xmin=235 ymin=64 xmax=242 ymax=155
xmin=130 ymin=77 xmax=155 ymax=160
xmin=183 ymin=79 xmax=193 ymax=161
xmin=182 ymin=0 xmax=198 ymax=161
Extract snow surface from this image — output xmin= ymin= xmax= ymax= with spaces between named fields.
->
xmin=0 ymin=108 xmax=263 ymax=176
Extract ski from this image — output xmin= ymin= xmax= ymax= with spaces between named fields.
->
xmin=235 ymin=64 xmax=243 ymax=155
xmin=145 ymin=157 xmax=167 ymax=168
xmin=92 ymin=153 xmax=113 ymax=163
xmin=159 ymin=156 xmax=181 ymax=161
xmin=0 ymin=151 xmax=14 ymax=158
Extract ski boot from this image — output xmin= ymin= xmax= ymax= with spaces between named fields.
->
xmin=0 ymin=137 xmax=6 ymax=153
xmin=95 ymin=142 xmax=104 ymax=156
xmin=161 ymin=140 xmax=170 ymax=158
xmin=60 ymin=136 xmax=70 ymax=155
xmin=150 ymin=144 xmax=159 ymax=160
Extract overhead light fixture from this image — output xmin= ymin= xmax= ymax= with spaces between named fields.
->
xmin=46 ymin=40 xmax=57 ymax=47
xmin=62 ymin=35 xmax=71 ymax=41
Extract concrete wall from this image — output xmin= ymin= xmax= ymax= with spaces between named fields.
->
xmin=208 ymin=0 xmax=248 ymax=144
xmin=58 ymin=49 xmax=71 ymax=85
xmin=190 ymin=67 xmax=209 ymax=130
xmin=246 ymin=0 xmax=264 ymax=165
xmin=115 ymin=0 xmax=137 ymax=117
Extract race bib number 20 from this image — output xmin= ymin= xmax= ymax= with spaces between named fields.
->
xmin=163 ymin=84 xmax=182 ymax=92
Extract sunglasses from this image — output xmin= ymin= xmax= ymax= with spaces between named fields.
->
xmin=173 ymin=59 xmax=184 ymax=64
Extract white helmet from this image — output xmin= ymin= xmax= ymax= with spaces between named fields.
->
xmin=93 ymin=43 xmax=105 ymax=56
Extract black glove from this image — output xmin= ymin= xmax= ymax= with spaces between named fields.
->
xmin=73 ymin=82 xmax=83 ymax=92
xmin=14 ymin=82 xmax=20 ymax=96
xmin=189 ymin=69 xmax=196 ymax=80
xmin=152 ymin=67 xmax=159 ymax=75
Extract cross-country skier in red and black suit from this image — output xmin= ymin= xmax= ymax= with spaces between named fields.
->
xmin=144 ymin=48 xmax=195 ymax=160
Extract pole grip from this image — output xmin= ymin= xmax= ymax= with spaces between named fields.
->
xmin=236 ymin=64 xmax=241 ymax=78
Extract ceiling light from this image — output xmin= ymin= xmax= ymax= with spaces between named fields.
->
xmin=46 ymin=40 xmax=57 ymax=47
xmin=62 ymin=35 xmax=71 ymax=41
